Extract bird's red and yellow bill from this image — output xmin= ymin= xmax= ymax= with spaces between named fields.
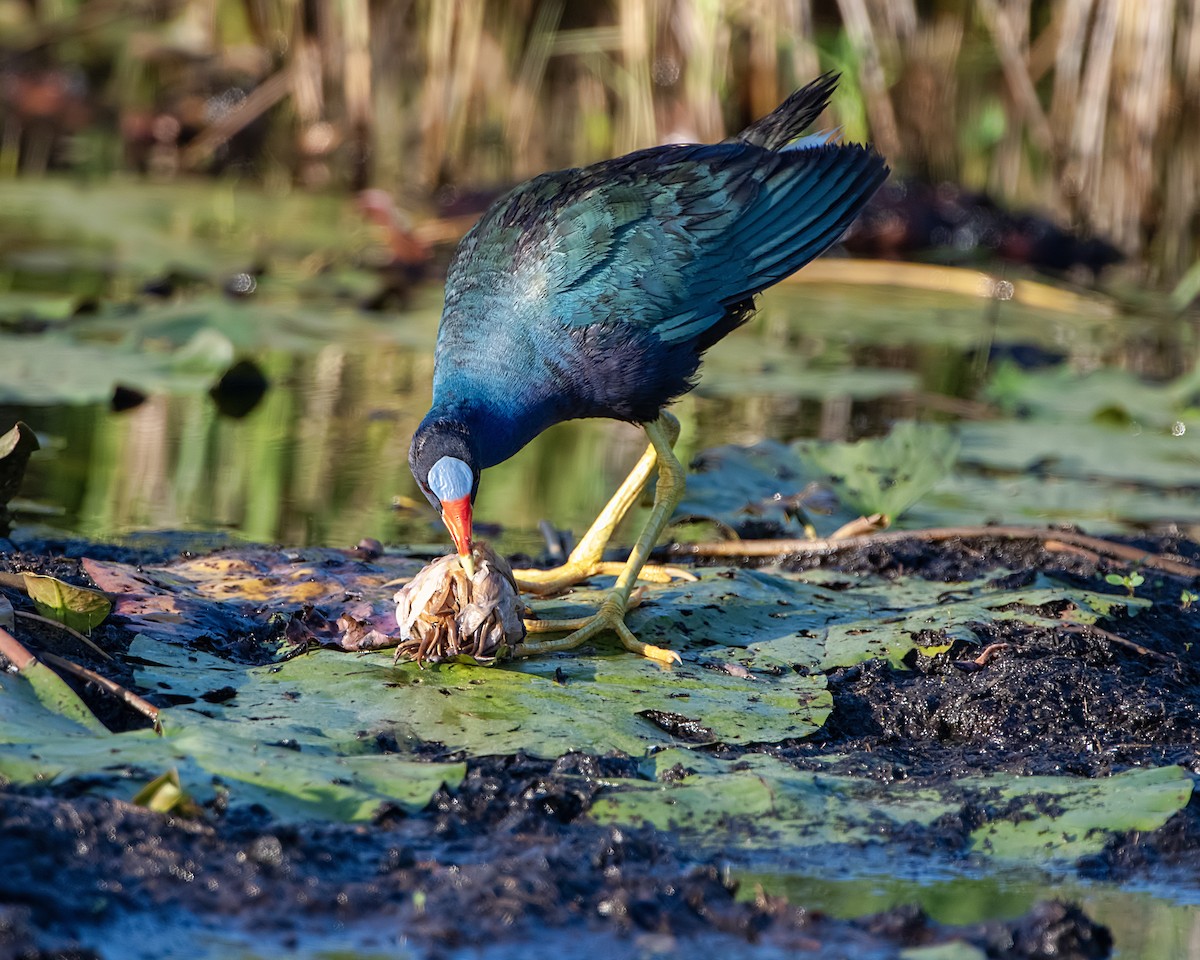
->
xmin=441 ymin=494 xmax=474 ymax=575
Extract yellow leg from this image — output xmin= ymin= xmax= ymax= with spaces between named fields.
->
xmin=512 ymin=411 xmax=694 ymax=596
xmin=517 ymin=413 xmax=688 ymax=665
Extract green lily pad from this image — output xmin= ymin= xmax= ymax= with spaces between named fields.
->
xmin=0 ymin=655 xmax=466 ymax=822
xmin=986 ymin=364 xmax=1200 ymax=430
xmin=0 ymin=330 xmax=229 ymax=405
xmin=795 ymin=421 xmax=959 ymax=519
xmin=817 ymin=572 xmax=1149 ymax=669
xmin=675 ymin=440 xmax=820 ymax=535
xmin=124 ymin=567 xmax=834 ymax=755
xmin=956 ymin=420 xmax=1200 ymax=489
xmin=969 ymin=766 xmax=1195 ymax=860
xmin=674 ymin=421 xmax=959 ymax=535
xmin=589 ymin=750 xmax=1192 ymax=864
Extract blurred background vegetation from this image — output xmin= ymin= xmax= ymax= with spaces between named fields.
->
xmin=1 ymin=0 xmax=1196 ymax=284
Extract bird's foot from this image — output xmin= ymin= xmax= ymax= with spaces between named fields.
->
xmin=517 ymin=590 xmax=680 ymax=665
xmin=513 ymin=560 xmax=695 ymax=597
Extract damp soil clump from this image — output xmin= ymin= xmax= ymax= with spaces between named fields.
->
xmin=2 ymin=531 xmax=1198 ymax=957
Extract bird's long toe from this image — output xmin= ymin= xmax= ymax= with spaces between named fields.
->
xmin=513 ymin=560 xmax=694 ymax=596
xmin=517 ymin=595 xmax=679 ymax=665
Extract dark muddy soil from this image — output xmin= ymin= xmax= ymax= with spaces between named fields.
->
xmin=2 ymin=531 xmax=1199 ymax=959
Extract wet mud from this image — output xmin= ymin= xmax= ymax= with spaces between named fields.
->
xmin=2 ymin=531 xmax=1198 ymax=958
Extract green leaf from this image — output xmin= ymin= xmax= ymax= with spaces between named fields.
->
xmin=674 ymin=422 xmax=959 ymax=535
xmin=87 ymin=554 xmax=838 ymax=755
xmin=3 ymin=657 xmax=108 ymax=736
xmin=131 ymin=768 xmax=193 ymax=814
xmin=0 ymin=649 xmax=465 ymax=821
xmin=984 ymin=364 xmax=1200 ymax=430
xmin=674 ymin=440 xmax=819 ymax=536
xmin=22 ymin=572 xmax=112 ymax=632
xmin=795 ymin=421 xmax=960 ymax=520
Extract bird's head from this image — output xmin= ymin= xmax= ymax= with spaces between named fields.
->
xmin=409 ymin=419 xmax=481 ymax=575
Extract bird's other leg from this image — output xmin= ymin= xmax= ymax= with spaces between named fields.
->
xmin=512 ymin=411 xmax=693 ymax=596
xmin=518 ymin=413 xmax=688 ymax=664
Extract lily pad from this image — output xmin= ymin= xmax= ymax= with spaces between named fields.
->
xmin=970 ymin=766 xmax=1195 ymax=860
xmin=121 ymin=571 xmax=833 ymax=756
xmin=0 ymin=653 xmax=466 ymax=822
xmin=986 ymin=364 xmax=1200 ymax=430
xmin=675 ymin=422 xmax=959 ymax=535
xmin=816 ymin=572 xmax=1149 ymax=669
xmin=795 ymin=421 xmax=959 ymax=519
xmin=674 ymin=440 xmax=820 ymax=536
xmin=589 ymin=750 xmax=1192 ymax=864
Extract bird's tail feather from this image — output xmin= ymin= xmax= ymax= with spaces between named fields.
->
xmin=732 ymin=72 xmax=840 ymax=151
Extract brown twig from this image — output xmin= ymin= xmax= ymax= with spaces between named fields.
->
xmin=973 ymin=642 xmax=1011 ymax=666
xmin=828 ymin=513 xmax=889 ymax=540
xmin=669 ymin=525 xmax=1200 ymax=579
xmin=13 ymin=610 xmax=112 ymax=660
xmin=39 ymin=651 xmax=161 ymax=728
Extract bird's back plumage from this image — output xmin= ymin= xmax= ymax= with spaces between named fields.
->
xmin=423 ymin=75 xmax=888 ymax=469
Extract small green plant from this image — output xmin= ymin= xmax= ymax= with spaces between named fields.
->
xmin=1181 ymin=589 xmax=1199 ymax=610
xmin=1105 ymin=571 xmax=1145 ymax=597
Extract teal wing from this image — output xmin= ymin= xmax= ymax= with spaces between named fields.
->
xmin=456 ymin=139 xmax=886 ymax=348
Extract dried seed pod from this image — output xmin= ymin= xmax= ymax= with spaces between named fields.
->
xmin=393 ymin=542 xmax=526 ymax=665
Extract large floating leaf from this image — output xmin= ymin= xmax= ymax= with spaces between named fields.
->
xmin=84 ymin=549 xmax=1148 ymax=758
xmin=956 ymin=420 xmax=1200 ymax=490
xmin=0 ymin=330 xmax=229 ymax=405
xmin=121 ymin=570 xmax=834 ymax=756
xmin=906 ymin=416 xmax=1200 ymax=531
xmin=675 ymin=422 xmax=959 ymax=535
xmin=0 ymin=651 xmax=466 ymax=822
xmin=970 ymin=766 xmax=1195 ymax=860
xmin=675 ymin=440 xmax=821 ymax=536
xmin=589 ymin=750 xmax=1192 ymax=864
